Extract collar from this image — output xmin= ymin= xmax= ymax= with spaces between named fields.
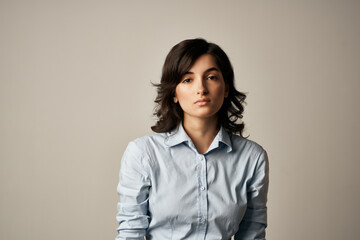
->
xmin=165 ymin=123 xmax=233 ymax=153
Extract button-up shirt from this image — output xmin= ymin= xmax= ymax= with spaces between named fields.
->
xmin=116 ymin=123 xmax=269 ymax=240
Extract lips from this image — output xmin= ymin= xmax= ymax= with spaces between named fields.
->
xmin=194 ymin=98 xmax=210 ymax=106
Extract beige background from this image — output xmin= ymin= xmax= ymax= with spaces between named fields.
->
xmin=1 ymin=1 xmax=359 ymax=240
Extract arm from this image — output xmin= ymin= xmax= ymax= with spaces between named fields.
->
xmin=235 ymin=150 xmax=269 ymax=240
xmin=115 ymin=141 xmax=151 ymax=240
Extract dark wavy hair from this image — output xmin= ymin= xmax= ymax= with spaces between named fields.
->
xmin=151 ymin=38 xmax=246 ymax=136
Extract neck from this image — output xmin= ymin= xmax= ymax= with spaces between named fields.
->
xmin=182 ymin=116 xmax=219 ymax=154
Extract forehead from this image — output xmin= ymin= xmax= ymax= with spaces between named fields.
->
xmin=187 ymin=54 xmax=219 ymax=72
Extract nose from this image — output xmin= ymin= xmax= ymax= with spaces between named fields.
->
xmin=196 ymin=79 xmax=208 ymax=95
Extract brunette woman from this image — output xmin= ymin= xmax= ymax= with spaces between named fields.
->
xmin=116 ymin=38 xmax=269 ymax=240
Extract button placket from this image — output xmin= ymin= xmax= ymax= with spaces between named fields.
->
xmin=196 ymin=154 xmax=208 ymax=235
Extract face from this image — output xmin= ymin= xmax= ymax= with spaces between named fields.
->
xmin=173 ymin=54 xmax=228 ymax=123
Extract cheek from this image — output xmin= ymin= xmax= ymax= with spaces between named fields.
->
xmin=175 ymin=88 xmax=190 ymax=102
xmin=215 ymin=86 xmax=226 ymax=98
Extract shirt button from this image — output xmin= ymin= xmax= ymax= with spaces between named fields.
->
xmin=199 ymin=217 xmax=206 ymax=223
xmin=198 ymin=155 xmax=204 ymax=160
xmin=200 ymin=186 xmax=205 ymax=191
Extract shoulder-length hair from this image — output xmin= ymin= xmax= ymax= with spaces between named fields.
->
xmin=151 ymin=38 xmax=247 ymax=136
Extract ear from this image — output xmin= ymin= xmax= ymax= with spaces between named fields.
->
xmin=173 ymin=96 xmax=178 ymax=103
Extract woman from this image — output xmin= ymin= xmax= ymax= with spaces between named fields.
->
xmin=116 ymin=38 xmax=269 ymax=240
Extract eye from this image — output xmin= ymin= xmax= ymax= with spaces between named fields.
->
xmin=207 ymin=75 xmax=217 ymax=80
xmin=182 ymin=78 xmax=191 ymax=83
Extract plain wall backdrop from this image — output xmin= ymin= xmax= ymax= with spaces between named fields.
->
xmin=1 ymin=1 xmax=359 ymax=239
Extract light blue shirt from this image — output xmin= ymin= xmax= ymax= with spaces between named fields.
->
xmin=116 ymin=123 xmax=269 ymax=240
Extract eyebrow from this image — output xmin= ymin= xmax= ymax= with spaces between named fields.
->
xmin=184 ymin=67 xmax=220 ymax=75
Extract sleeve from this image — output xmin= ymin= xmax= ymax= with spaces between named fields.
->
xmin=235 ymin=149 xmax=269 ymax=240
xmin=115 ymin=141 xmax=151 ymax=240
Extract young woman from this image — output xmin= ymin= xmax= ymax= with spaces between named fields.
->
xmin=116 ymin=39 xmax=269 ymax=240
